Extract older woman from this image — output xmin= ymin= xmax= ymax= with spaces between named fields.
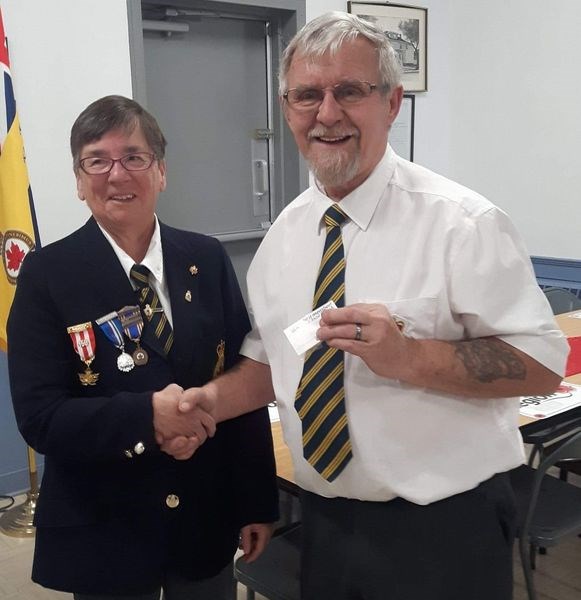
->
xmin=8 ymin=95 xmax=278 ymax=600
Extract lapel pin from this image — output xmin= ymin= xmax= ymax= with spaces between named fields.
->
xmin=189 ymin=265 xmax=198 ymax=275
xmin=185 ymin=290 xmax=192 ymax=302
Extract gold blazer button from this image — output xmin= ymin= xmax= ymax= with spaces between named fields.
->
xmin=166 ymin=494 xmax=180 ymax=509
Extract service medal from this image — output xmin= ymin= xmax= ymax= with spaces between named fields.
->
xmin=132 ymin=347 xmax=149 ymax=366
xmin=95 ymin=311 xmax=135 ymax=373
xmin=67 ymin=321 xmax=100 ymax=385
xmin=117 ymin=351 xmax=135 ymax=372
xmin=118 ymin=305 xmax=149 ymax=366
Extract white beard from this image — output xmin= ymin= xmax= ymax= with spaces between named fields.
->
xmin=308 ymin=146 xmax=361 ymax=189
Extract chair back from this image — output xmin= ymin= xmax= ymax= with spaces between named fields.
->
xmin=522 ymin=414 xmax=581 ymax=466
xmin=522 ymin=430 xmax=581 ymax=540
xmin=234 ymin=522 xmax=301 ymax=600
xmin=542 ymin=286 xmax=581 ymax=315
xmin=514 ymin=429 xmax=581 ymax=600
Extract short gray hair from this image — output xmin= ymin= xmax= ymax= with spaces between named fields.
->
xmin=279 ymin=11 xmax=402 ymax=96
xmin=70 ymin=95 xmax=167 ymax=171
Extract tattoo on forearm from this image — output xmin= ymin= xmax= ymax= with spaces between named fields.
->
xmin=452 ymin=339 xmax=526 ymax=383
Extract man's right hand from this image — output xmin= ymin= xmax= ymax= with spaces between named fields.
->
xmin=158 ymin=358 xmax=275 ymax=459
xmin=178 ymin=384 xmax=217 ymax=415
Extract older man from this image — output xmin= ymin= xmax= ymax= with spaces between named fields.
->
xmin=173 ymin=12 xmax=567 ymax=600
xmin=7 ymin=95 xmax=278 ymax=600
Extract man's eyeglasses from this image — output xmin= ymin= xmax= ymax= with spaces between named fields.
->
xmin=282 ymin=80 xmax=387 ymax=112
xmin=79 ymin=152 xmax=156 ymax=175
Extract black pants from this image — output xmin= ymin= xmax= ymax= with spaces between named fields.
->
xmin=300 ymin=473 xmax=516 ymax=600
xmin=73 ymin=563 xmax=235 ymax=600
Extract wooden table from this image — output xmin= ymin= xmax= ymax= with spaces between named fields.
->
xmin=519 ymin=310 xmax=581 ymax=431
xmin=272 ymin=310 xmax=581 ymax=486
xmin=271 ymin=420 xmax=296 ymax=491
xmin=556 ymin=310 xmax=581 ymax=339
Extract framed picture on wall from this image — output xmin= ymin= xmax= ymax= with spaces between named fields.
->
xmin=390 ymin=93 xmax=415 ymax=161
xmin=347 ymin=2 xmax=428 ymax=92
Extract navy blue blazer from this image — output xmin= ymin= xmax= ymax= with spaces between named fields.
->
xmin=7 ymin=217 xmax=278 ymax=595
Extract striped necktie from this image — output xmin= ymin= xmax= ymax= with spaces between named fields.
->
xmin=130 ymin=264 xmax=174 ymax=355
xmin=294 ymin=204 xmax=352 ymax=482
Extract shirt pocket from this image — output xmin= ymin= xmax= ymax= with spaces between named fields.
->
xmin=381 ymin=296 xmax=439 ymax=339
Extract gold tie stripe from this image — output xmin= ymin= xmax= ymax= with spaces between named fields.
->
xmin=294 ymin=204 xmax=352 ymax=482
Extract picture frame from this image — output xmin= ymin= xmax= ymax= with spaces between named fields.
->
xmin=347 ymin=2 xmax=428 ymax=92
xmin=390 ymin=93 xmax=415 ymax=161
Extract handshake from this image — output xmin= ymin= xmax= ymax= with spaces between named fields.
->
xmin=152 ymin=383 xmax=216 ymax=460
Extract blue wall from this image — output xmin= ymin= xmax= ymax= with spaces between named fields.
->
xmin=0 ymin=352 xmax=40 ymax=495
xmin=531 ymin=256 xmax=581 ymax=293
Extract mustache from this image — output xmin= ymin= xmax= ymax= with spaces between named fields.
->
xmin=307 ymin=127 xmax=359 ymax=140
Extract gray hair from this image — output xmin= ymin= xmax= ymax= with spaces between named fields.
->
xmin=279 ymin=11 xmax=402 ymax=96
xmin=70 ymin=95 xmax=167 ymax=171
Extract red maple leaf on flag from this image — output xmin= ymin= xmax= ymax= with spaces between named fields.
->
xmin=6 ymin=242 xmax=26 ymax=272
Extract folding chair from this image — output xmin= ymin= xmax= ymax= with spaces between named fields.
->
xmin=521 ymin=413 xmax=581 ymax=467
xmin=510 ymin=430 xmax=581 ymax=600
xmin=234 ymin=523 xmax=301 ymax=600
xmin=542 ymin=286 xmax=581 ymax=315
xmin=541 ymin=425 xmax=581 ymax=482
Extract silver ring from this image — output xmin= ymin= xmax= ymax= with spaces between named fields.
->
xmin=355 ymin=323 xmax=362 ymax=341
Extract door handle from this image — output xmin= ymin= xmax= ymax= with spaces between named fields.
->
xmin=252 ymin=159 xmax=269 ymax=217
xmin=252 ymin=159 xmax=269 ymax=198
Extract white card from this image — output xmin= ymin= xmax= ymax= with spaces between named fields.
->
xmin=284 ymin=300 xmax=337 ymax=355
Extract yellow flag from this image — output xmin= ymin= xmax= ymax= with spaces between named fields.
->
xmin=0 ymin=8 xmax=39 ymax=351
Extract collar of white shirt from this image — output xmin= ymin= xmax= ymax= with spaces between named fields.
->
xmin=97 ymin=215 xmax=165 ymax=287
xmin=311 ymin=144 xmax=398 ymax=234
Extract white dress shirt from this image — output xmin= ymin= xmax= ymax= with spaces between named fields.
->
xmin=241 ymin=146 xmax=568 ymax=505
xmin=98 ymin=216 xmax=173 ymax=326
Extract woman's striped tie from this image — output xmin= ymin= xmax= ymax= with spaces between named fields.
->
xmin=130 ymin=264 xmax=174 ymax=356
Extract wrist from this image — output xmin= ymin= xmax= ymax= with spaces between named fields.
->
xmin=397 ymin=337 xmax=424 ymax=385
xmin=205 ymin=380 xmax=222 ymax=421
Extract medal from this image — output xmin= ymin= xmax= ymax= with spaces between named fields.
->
xmin=117 ymin=305 xmax=149 ymax=366
xmin=117 ymin=352 xmax=135 ymax=371
xmin=67 ymin=321 xmax=100 ymax=385
xmin=95 ymin=311 xmax=135 ymax=373
xmin=132 ymin=347 xmax=149 ymax=366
